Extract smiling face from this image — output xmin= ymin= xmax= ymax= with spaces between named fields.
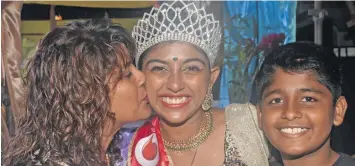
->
xmin=141 ymin=42 xmax=219 ymax=125
xmin=109 ymin=64 xmax=152 ymax=124
xmin=257 ymin=68 xmax=347 ymax=158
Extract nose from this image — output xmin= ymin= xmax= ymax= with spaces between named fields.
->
xmin=166 ymin=71 xmax=184 ymax=93
xmin=281 ymin=101 xmax=302 ymax=120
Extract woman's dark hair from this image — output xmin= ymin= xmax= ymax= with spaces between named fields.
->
xmin=2 ymin=19 xmax=135 ymax=165
xmin=255 ymin=41 xmax=342 ymax=104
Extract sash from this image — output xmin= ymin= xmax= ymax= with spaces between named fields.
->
xmin=128 ymin=117 xmax=171 ymax=166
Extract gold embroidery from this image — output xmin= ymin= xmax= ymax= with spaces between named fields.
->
xmin=222 ymin=103 xmax=270 ymax=166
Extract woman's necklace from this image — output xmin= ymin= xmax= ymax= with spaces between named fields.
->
xmin=162 ymin=110 xmax=214 ymax=152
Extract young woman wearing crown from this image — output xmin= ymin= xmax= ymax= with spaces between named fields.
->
xmin=125 ymin=1 xmax=270 ymax=165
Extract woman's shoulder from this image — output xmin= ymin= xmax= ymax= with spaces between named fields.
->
xmin=222 ymin=102 xmax=259 ymax=138
xmin=223 ymin=102 xmax=258 ymax=125
xmin=211 ymin=102 xmax=256 ymax=112
xmin=224 ymin=103 xmax=256 ymax=113
xmin=107 ymin=126 xmax=141 ymax=166
xmin=222 ymin=102 xmax=270 ymax=166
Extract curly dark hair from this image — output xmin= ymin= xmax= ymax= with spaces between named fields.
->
xmin=2 ymin=19 xmax=135 ymax=166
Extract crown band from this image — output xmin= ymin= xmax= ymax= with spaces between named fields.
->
xmin=137 ymin=33 xmax=209 ymax=63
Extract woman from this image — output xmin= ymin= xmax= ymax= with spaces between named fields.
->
xmin=124 ymin=1 xmax=270 ymax=166
xmin=2 ymin=19 xmax=151 ymax=165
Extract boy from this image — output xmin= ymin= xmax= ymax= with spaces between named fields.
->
xmin=255 ymin=42 xmax=355 ymax=166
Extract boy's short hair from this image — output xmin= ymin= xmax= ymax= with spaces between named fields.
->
xmin=255 ymin=41 xmax=342 ymax=104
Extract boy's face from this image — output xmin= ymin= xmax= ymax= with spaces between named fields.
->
xmin=257 ymin=68 xmax=347 ymax=158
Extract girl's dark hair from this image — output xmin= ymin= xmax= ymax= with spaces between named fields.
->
xmin=2 ymin=19 xmax=135 ymax=165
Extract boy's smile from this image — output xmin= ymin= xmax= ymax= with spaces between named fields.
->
xmin=257 ymin=68 xmax=346 ymax=158
xmin=279 ymin=126 xmax=309 ymax=137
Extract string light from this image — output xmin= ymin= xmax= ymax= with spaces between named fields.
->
xmin=55 ymin=15 xmax=62 ymax=21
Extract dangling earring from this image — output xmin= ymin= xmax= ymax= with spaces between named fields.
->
xmin=202 ymin=85 xmax=213 ymax=111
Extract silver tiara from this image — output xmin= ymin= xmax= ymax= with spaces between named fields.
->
xmin=132 ymin=0 xmax=222 ymax=66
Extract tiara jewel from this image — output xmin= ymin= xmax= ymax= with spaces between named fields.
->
xmin=132 ymin=0 xmax=222 ymax=66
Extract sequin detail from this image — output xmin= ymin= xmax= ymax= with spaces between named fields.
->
xmin=222 ymin=103 xmax=270 ymax=166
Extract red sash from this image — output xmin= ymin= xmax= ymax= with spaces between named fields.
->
xmin=129 ymin=117 xmax=171 ymax=166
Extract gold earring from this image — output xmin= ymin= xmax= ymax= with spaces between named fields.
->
xmin=202 ymin=86 xmax=213 ymax=111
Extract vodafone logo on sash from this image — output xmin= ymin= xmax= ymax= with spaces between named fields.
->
xmin=134 ymin=133 xmax=159 ymax=165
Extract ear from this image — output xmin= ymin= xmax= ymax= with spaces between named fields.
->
xmin=257 ymin=103 xmax=263 ymax=130
xmin=333 ymin=96 xmax=348 ymax=126
xmin=209 ymin=66 xmax=220 ymax=85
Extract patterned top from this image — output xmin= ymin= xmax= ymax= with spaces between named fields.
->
xmin=222 ymin=103 xmax=270 ymax=166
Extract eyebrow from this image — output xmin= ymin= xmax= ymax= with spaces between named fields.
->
xmin=263 ymin=89 xmax=281 ymax=99
xmin=299 ymin=88 xmax=324 ymax=94
xmin=145 ymin=59 xmax=168 ymax=67
xmin=145 ymin=58 xmax=206 ymax=67
xmin=183 ymin=58 xmax=206 ymax=66
xmin=263 ymin=88 xmax=324 ymax=99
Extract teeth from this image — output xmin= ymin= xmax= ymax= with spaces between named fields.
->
xmin=162 ymin=97 xmax=188 ymax=104
xmin=280 ymin=128 xmax=308 ymax=134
